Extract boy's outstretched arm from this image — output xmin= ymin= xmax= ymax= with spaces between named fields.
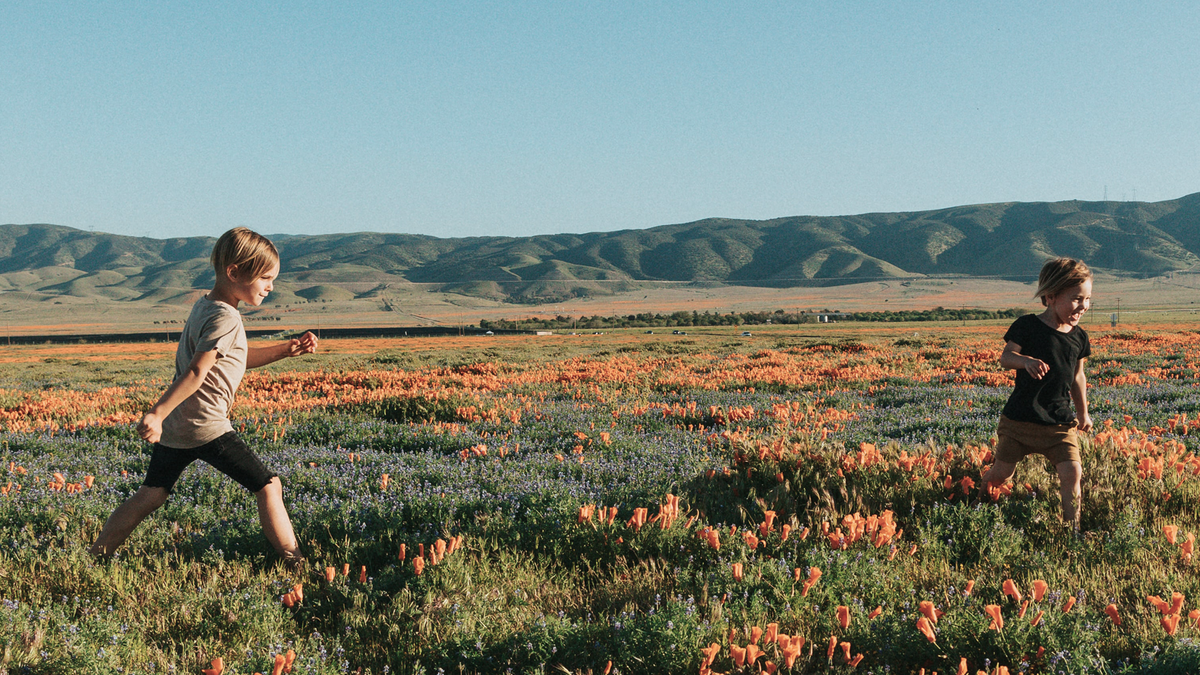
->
xmin=246 ymin=331 xmax=318 ymax=369
xmin=1071 ymin=357 xmax=1092 ymax=432
xmin=138 ymin=348 xmax=220 ymax=443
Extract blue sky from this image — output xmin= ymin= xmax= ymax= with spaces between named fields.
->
xmin=2 ymin=2 xmax=1197 ymax=239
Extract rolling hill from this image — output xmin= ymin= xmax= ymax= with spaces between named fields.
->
xmin=3 ymin=193 xmax=1199 ymax=304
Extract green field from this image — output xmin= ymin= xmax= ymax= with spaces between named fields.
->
xmin=4 ymin=323 xmax=1200 ymax=673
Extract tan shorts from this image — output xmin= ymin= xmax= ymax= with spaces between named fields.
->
xmin=995 ymin=415 xmax=1081 ymax=465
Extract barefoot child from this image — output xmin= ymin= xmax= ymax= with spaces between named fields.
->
xmin=90 ymin=227 xmax=316 ymax=565
xmin=983 ymin=257 xmax=1093 ymax=528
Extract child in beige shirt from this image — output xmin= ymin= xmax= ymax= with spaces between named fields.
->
xmin=90 ymin=227 xmax=316 ymax=568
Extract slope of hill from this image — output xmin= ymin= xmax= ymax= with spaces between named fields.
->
xmin=3 ymin=194 xmax=1198 ymax=303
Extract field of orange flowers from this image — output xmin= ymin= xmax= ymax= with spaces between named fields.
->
xmin=4 ymin=324 xmax=1200 ymax=673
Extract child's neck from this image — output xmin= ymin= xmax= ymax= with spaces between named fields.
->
xmin=1037 ymin=308 xmax=1071 ymax=333
xmin=207 ymin=283 xmax=240 ymax=309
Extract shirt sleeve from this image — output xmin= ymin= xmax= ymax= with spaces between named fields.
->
xmin=1003 ymin=316 xmax=1030 ymax=346
xmin=195 ymin=307 xmax=241 ymax=357
xmin=1078 ymin=328 xmax=1091 ymax=360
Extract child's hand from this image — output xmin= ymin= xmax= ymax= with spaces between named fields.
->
xmin=1023 ymin=356 xmax=1050 ymax=380
xmin=1077 ymin=413 xmax=1093 ymax=433
xmin=138 ymin=412 xmax=163 ymax=444
xmin=287 ymin=332 xmax=318 ymax=357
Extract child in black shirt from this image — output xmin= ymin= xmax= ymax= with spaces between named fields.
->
xmin=983 ymin=258 xmax=1092 ymax=528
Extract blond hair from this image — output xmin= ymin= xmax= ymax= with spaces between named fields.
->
xmin=211 ymin=227 xmax=279 ymax=281
xmin=1034 ymin=257 xmax=1092 ymax=306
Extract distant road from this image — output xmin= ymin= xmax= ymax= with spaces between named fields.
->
xmin=2 ymin=325 xmax=536 ymax=345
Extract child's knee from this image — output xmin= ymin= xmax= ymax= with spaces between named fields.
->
xmin=255 ymin=476 xmax=283 ymax=499
xmin=134 ymin=486 xmax=169 ymax=510
xmin=984 ymin=461 xmax=1017 ymax=484
xmin=259 ymin=476 xmax=282 ymax=491
xmin=1056 ymin=461 xmax=1083 ymax=484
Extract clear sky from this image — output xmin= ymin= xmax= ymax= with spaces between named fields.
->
xmin=2 ymin=2 xmax=1198 ymax=239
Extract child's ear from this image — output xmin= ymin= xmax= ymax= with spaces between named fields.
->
xmin=223 ymin=264 xmax=241 ymax=282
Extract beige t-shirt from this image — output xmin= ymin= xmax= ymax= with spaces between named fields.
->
xmin=159 ymin=295 xmax=248 ymax=448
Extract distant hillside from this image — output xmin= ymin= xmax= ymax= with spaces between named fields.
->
xmin=3 ymin=194 xmax=1199 ymax=303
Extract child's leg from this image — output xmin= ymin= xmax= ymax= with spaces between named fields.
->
xmin=982 ymin=460 xmax=1018 ymax=487
xmin=198 ymin=432 xmax=304 ymax=561
xmin=256 ymin=477 xmax=303 ymax=560
xmin=88 ymin=486 xmax=169 ymax=556
xmin=1055 ymin=460 xmax=1083 ymax=528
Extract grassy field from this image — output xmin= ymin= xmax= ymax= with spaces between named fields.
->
xmin=4 ymin=321 xmax=1200 ymax=673
xmin=5 ymin=274 xmax=1200 ymax=338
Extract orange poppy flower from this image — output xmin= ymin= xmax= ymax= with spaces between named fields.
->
xmin=1062 ymin=596 xmax=1076 ymax=613
xmin=964 ymin=579 xmax=975 ymax=596
xmin=763 ymin=623 xmax=778 ymax=644
xmin=271 ymin=654 xmax=286 ymax=675
xmin=839 ymin=641 xmax=851 ymax=663
xmin=868 ymin=606 xmax=882 ymax=620
xmin=202 ymin=658 xmax=225 ymax=675
xmin=918 ymin=601 xmax=942 ymax=625
xmin=780 ymin=637 xmax=803 ymax=668
xmin=1030 ymin=610 xmax=1044 ymax=627
xmin=916 ymin=617 xmax=937 ymax=644
xmin=1105 ymin=604 xmax=1121 ymax=625
xmin=957 ymin=657 xmax=968 ymax=675
xmin=1149 ymin=595 xmax=1170 ymax=613
xmin=413 ymin=557 xmax=425 ymax=575
xmin=1162 ymin=613 xmax=1181 ymax=635
xmin=324 ymin=567 xmax=336 ymax=583
xmin=1032 ymin=579 xmax=1048 ymax=602
xmin=1164 ymin=524 xmax=1179 ymax=545
xmin=731 ymin=644 xmax=746 ymax=667
xmin=749 ymin=626 xmax=763 ymax=644
xmin=984 ymin=604 xmax=1004 ymax=631
xmin=837 ymin=605 xmax=851 ymax=629
xmin=1170 ymin=592 xmax=1185 ymax=615
xmin=801 ymin=567 xmax=821 ymax=596
xmin=699 ymin=643 xmax=721 ymax=669
xmin=745 ymin=644 xmax=763 ymax=665
xmin=1002 ymin=579 xmax=1022 ymax=604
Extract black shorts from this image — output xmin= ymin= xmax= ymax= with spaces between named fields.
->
xmin=143 ymin=431 xmax=275 ymax=494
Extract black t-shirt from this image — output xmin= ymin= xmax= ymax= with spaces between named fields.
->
xmin=1000 ymin=314 xmax=1091 ymax=425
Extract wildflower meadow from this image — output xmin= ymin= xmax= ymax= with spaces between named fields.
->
xmin=3 ymin=324 xmax=1200 ymax=674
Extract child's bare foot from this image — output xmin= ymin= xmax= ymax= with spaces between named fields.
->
xmin=281 ymin=551 xmax=308 ymax=574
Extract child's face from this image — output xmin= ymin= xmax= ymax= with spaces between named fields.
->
xmin=1045 ymin=279 xmax=1092 ymax=328
xmin=228 ymin=262 xmax=279 ymax=307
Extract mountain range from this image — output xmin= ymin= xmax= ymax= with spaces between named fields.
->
xmin=3 ymin=193 xmax=1198 ymax=304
